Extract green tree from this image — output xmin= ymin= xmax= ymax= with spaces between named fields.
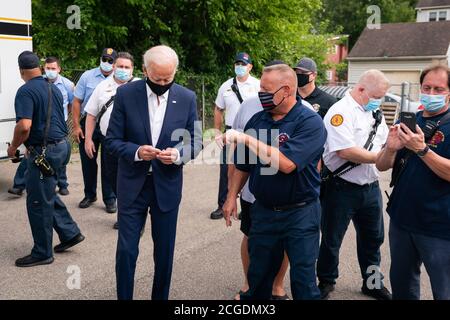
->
xmin=320 ymin=0 xmax=417 ymax=49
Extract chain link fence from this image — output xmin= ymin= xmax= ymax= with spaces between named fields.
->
xmin=62 ymin=70 xmax=221 ymax=149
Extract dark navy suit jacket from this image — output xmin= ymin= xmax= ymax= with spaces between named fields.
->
xmin=105 ymin=80 xmax=202 ymax=212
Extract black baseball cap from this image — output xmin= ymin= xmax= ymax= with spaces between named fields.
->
xmin=101 ymin=48 xmax=118 ymax=61
xmin=18 ymin=51 xmax=40 ymax=70
xmin=235 ymin=52 xmax=252 ymax=65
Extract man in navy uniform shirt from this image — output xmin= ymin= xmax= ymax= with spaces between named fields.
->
xmin=377 ymin=64 xmax=450 ymax=300
xmin=223 ymin=64 xmax=327 ymax=300
xmin=7 ymin=51 xmax=84 ymax=267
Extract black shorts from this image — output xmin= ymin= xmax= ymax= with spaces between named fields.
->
xmin=240 ymin=198 xmax=253 ymax=237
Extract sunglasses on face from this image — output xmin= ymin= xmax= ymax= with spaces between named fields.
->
xmin=101 ymin=56 xmax=114 ymax=64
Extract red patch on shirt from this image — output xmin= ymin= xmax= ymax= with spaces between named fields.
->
xmin=278 ymin=133 xmax=290 ymax=146
xmin=429 ymin=131 xmax=445 ymax=147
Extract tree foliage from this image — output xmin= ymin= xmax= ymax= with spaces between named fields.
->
xmin=320 ymin=0 xmax=417 ymax=49
xmin=32 ymin=0 xmax=330 ymax=78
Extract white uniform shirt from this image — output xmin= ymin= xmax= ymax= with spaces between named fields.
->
xmin=84 ymin=76 xmax=139 ymax=136
xmin=323 ymin=92 xmax=389 ymax=185
xmin=215 ymin=75 xmax=260 ymax=127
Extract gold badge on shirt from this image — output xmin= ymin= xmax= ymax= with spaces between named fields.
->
xmin=331 ymin=114 xmax=344 ymax=127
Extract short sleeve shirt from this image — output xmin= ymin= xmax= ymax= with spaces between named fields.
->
xmin=15 ymin=76 xmax=68 ymax=146
xmin=387 ymin=110 xmax=450 ymax=241
xmin=52 ymin=75 xmax=74 ymax=121
xmin=85 ymin=76 xmax=140 ymax=136
xmin=323 ymin=92 xmax=389 ymax=185
xmin=74 ymin=67 xmax=109 ymax=113
xmin=215 ymin=75 xmax=260 ymax=127
xmin=235 ymin=101 xmax=327 ymax=207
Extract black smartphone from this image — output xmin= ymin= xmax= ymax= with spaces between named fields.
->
xmin=400 ymin=112 xmax=417 ymax=133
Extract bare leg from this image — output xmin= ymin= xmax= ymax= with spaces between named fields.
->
xmin=235 ymin=236 xmax=250 ymax=300
xmin=272 ymin=253 xmax=289 ymax=297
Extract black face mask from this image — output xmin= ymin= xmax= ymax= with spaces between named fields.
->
xmin=146 ymin=77 xmax=174 ymax=96
xmin=297 ymin=73 xmax=311 ymax=88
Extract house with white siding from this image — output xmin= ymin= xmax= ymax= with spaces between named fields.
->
xmin=347 ymin=0 xmax=450 ymax=100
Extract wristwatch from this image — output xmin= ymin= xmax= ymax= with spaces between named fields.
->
xmin=417 ymin=145 xmax=430 ymax=158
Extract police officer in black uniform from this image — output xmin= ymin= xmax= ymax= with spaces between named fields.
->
xmin=7 ymin=51 xmax=84 ymax=267
xmin=223 ymin=64 xmax=327 ymax=300
xmin=295 ymin=57 xmax=337 ymax=118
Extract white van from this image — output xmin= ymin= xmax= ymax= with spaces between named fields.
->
xmin=0 ymin=0 xmax=32 ymax=159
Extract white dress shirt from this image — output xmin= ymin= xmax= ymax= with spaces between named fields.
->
xmin=134 ymin=84 xmax=180 ymax=164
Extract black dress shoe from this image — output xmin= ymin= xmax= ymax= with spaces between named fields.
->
xmin=210 ymin=207 xmax=224 ymax=220
xmin=318 ymin=282 xmax=335 ymax=300
xmin=59 ymin=188 xmax=69 ymax=196
xmin=361 ymin=284 xmax=392 ymax=300
xmin=15 ymin=254 xmax=54 ymax=267
xmin=79 ymin=197 xmax=96 ymax=209
xmin=8 ymin=187 xmax=24 ymax=196
xmin=105 ymin=201 xmax=117 ymax=214
xmin=54 ymin=233 xmax=85 ymax=253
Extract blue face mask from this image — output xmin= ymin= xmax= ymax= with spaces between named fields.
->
xmin=363 ymin=98 xmax=382 ymax=112
xmin=45 ymin=69 xmax=58 ymax=80
xmin=115 ymin=68 xmax=132 ymax=82
xmin=235 ymin=65 xmax=247 ymax=78
xmin=420 ymin=93 xmax=448 ymax=113
xmin=100 ymin=60 xmax=113 ymax=73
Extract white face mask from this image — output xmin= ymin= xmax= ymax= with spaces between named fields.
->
xmin=100 ymin=59 xmax=113 ymax=72
xmin=45 ymin=69 xmax=58 ymax=80
xmin=115 ymin=68 xmax=132 ymax=82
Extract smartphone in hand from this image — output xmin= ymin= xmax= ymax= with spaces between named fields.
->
xmin=399 ymin=112 xmax=417 ymax=133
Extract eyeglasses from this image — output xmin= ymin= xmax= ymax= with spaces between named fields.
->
xmin=101 ymin=56 xmax=114 ymax=64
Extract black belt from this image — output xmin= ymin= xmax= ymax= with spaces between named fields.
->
xmin=265 ymin=201 xmax=311 ymax=212
xmin=29 ymin=138 xmax=66 ymax=148
xmin=225 ymin=125 xmax=232 ymax=131
xmin=332 ymin=176 xmax=379 ymax=189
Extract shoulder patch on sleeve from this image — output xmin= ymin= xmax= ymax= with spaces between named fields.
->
xmin=330 ymin=114 xmax=344 ymax=127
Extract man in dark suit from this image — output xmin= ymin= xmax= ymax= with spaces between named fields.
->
xmin=105 ymin=45 xmax=202 ymax=300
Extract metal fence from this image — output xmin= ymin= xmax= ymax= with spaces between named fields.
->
xmin=62 ymin=70 xmax=218 ymax=146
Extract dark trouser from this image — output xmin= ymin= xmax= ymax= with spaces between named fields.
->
xmin=241 ymin=200 xmax=321 ymax=300
xmin=103 ymin=145 xmax=118 ymax=194
xmin=14 ymin=156 xmax=69 ymax=190
xmin=217 ymin=126 xmax=232 ymax=208
xmin=240 ymin=198 xmax=253 ymax=237
xmin=116 ymin=175 xmax=179 ymax=300
xmin=317 ymin=178 xmax=385 ymax=285
xmin=79 ymin=118 xmax=115 ymax=204
xmin=26 ymin=140 xmax=80 ymax=259
xmin=389 ymin=221 xmax=450 ymax=300
xmin=13 ymin=157 xmax=27 ymax=189
xmin=57 ymin=165 xmax=69 ymax=189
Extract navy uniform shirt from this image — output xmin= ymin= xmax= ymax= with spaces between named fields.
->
xmin=387 ymin=110 xmax=450 ymax=241
xmin=235 ymin=101 xmax=327 ymax=207
xmin=303 ymin=87 xmax=337 ymax=119
xmin=15 ymin=76 xmax=68 ymax=146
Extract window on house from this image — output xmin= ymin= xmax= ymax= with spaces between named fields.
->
xmin=429 ymin=12 xmax=437 ymax=21
xmin=439 ymin=11 xmax=447 ymax=21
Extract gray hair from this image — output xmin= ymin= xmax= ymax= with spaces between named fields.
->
xmin=143 ymin=45 xmax=179 ymax=70
xmin=358 ymin=69 xmax=390 ymax=92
